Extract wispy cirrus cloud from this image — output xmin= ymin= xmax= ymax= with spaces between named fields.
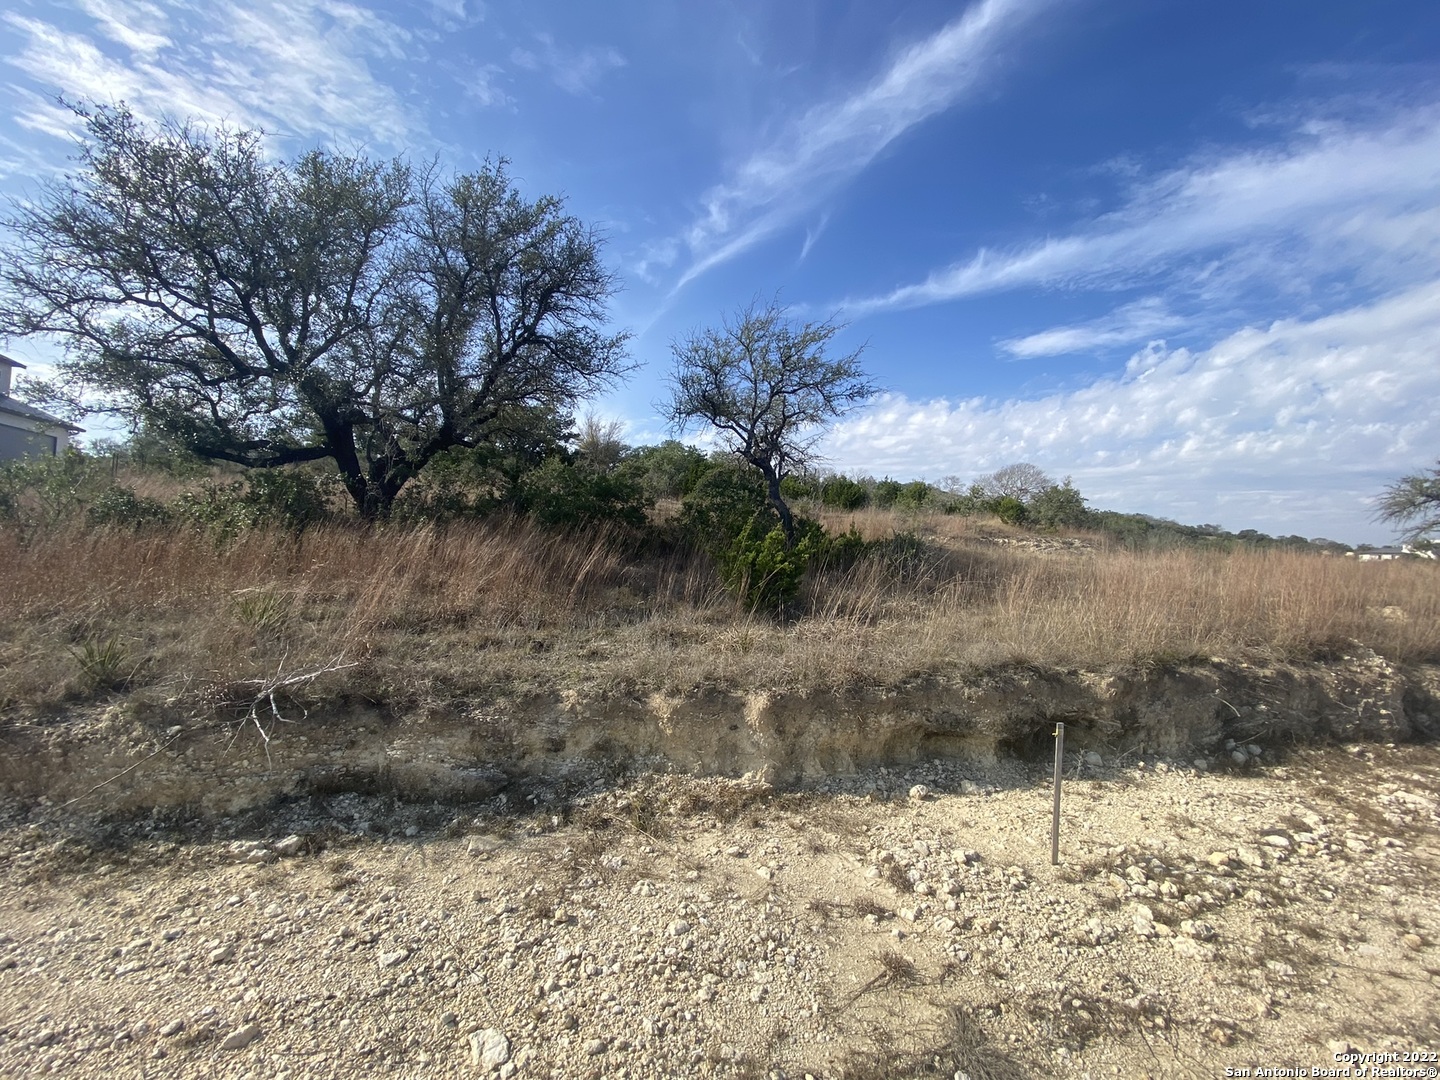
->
xmin=673 ymin=0 xmax=1057 ymax=290
xmin=76 ymin=0 xmax=171 ymax=57
xmin=823 ymin=280 xmax=1440 ymax=540
xmin=1001 ymin=297 xmax=1188 ymax=358
xmin=843 ymin=103 xmax=1440 ymax=316
xmin=510 ymin=33 xmax=625 ymax=96
xmin=4 ymin=0 xmax=423 ymax=146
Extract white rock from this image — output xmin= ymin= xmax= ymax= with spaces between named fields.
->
xmin=378 ymin=949 xmax=409 ymax=968
xmin=1261 ymin=834 xmax=1290 ymax=848
xmin=584 ymin=1038 xmax=608 ymax=1056
xmin=273 ymin=835 xmax=304 ymax=857
xmin=469 ymin=1027 xmax=511 ymax=1071
xmin=220 ymin=1023 xmax=261 ymax=1051
xmin=908 ymin=784 xmax=930 ymax=802
xmin=1172 ymin=937 xmax=1215 ymax=961
xmin=1083 ymin=751 xmax=1104 ymax=768
xmin=1230 ymin=751 xmax=1249 ymax=766
xmin=667 ymin=920 xmax=691 ymax=937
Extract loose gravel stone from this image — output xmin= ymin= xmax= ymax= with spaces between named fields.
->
xmin=469 ymin=1027 xmax=510 ymax=1071
xmin=0 ymin=747 xmax=1435 ymax=1079
xmin=220 ymin=1023 xmax=261 ymax=1050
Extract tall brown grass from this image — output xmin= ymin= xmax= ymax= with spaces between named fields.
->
xmin=1 ymin=515 xmax=1436 ymax=716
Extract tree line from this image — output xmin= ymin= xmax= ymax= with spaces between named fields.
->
xmin=1 ymin=103 xmax=1434 ymax=604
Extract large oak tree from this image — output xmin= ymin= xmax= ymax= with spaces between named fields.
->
xmin=0 ymin=105 xmax=629 ymax=518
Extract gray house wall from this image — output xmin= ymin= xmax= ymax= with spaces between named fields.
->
xmin=0 ymin=420 xmax=59 ymax=459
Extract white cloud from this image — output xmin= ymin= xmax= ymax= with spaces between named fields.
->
xmin=76 ymin=0 xmax=171 ymax=57
xmin=1001 ymin=298 xmax=1188 ymax=358
xmin=821 ymin=281 xmax=1440 ymax=541
xmin=510 ymin=33 xmax=625 ymax=96
xmin=463 ymin=63 xmax=510 ymax=108
xmin=673 ymin=0 xmax=1055 ymax=290
xmin=845 ymin=104 xmax=1440 ymax=316
xmin=3 ymin=0 xmax=423 ymax=147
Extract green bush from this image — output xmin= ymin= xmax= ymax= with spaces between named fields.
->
xmin=814 ymin=524 xmax=869 ymax=570
xmin=990 ymin=496 xmax=1028 ymax=525
xmin=0 ymin=450 xmax=115 ymax=533
xmin=678 ymin=461 xmax=830 ymax=609
xmin=86 ymin=486 xmax=172 ymax=529
xmin=1027 ymin=480 xmax=1092 ymax=530
xmin=678 ymin=459 xmax=773 ymax=543
xmin=172 ymin=468 xmax=338 ymax=534
xmin=872 ymin=478 xmax=903 ymax=509
xmin=779 ymin=474 xmax=818 ymax=502
xmin=819 ymin=474 xmax=868 ymax=510
xmin=719 ymin=516 xmax=820 ymax=611
xmin=518 ymin=457 xmax=649 ymax=529
xmin=895 ymin=480 xmax=931 ymax=511
xmin=870 ymin=530 xmax=929 ymax=572
xmin=619 ymin=441 xmax=712 ymax=501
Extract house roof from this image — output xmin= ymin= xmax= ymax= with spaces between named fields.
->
xmin=0 ymin=351 xmax=82 ymax=432
xmin=0 ymin=395 xmax=83 ymax=432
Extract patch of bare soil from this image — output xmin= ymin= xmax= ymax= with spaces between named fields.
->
xmin=1 ymin=745 xmax=1437 ymax=1079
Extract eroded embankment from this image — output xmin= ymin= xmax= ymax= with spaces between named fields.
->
xmin=2 ymin=652 xmax=1436 ymax=816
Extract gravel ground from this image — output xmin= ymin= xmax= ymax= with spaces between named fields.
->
xmin=1 ymin=743 xmax=1437 ymax=1079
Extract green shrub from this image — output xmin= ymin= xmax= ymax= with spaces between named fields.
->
xmin=819 ymin=474 xmax=868 ymax=510
xmin=1027 ymin=480 xmax=1092 ymax=530
xmin=86 ymin=486 xmax=172 ymax=529
xmin=0 ymin=450 xmax=114 ymax=532
xmin=172 ymin=468 xmax=338 ymax=535
xmin=679 ymin=461 xmax=830 ymax=609
xmin=518 ymin=457 xmax=649 ymax=529
xmin=872 ymin=478 xmax=903 ymax=509
xmin=779 ymin=474 xmax=818 ymax=502
xmin=895 ymin=480 xmax=931 ymax=511
xmin=870 ymin=530 xmax=929 ymax=572
xmin=619 ymin=441 xmax=712 ymax=501
xmin=814 ymin=524 xmax=869 ymax=570
xmin=719 ymin=516 xmax=819 ymax=611
xmin=985 ymin=496 xmax=1028 ymax=525
xmin=678 ymin=459 xmax=773 ymax=542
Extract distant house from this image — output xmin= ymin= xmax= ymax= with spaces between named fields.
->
xmin=0 ymin=355 xmax=82 ymax=461
xmin=1346 ymin=545 xmax=1436 ymax=562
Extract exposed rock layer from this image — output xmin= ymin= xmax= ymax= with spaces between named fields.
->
xmin=3 ymin=654 xmax=1435 ymax=816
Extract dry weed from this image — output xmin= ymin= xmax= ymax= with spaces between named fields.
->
xmin=2 ymin=515 xmax=1437 ymax=716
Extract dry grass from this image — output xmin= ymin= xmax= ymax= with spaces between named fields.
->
xmin=2 ymin=512 xmax=1437 ymax=718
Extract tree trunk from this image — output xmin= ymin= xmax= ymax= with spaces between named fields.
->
xmin=758 ymin=463 xmax=796 ymax=548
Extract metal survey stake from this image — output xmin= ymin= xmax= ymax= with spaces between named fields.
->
xmin=1051 ymin=722 xmax=1064 ymax=865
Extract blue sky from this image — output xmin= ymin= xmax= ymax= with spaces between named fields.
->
xmin=2 ymin=0 xmax=1439 ymax=542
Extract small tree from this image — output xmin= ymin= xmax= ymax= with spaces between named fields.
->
xmin=1027 ymin=479 xmax=1092 ymax=530
xmin=974 ymin=462 xmax=1054 ymax=503
xmin=665 ymin=298 xmax=874 ymax=547
xmin=574 ymin=415 xmax=628 ymax=472
xmin=1377 ymin=461 xmax=1440 ymax=542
